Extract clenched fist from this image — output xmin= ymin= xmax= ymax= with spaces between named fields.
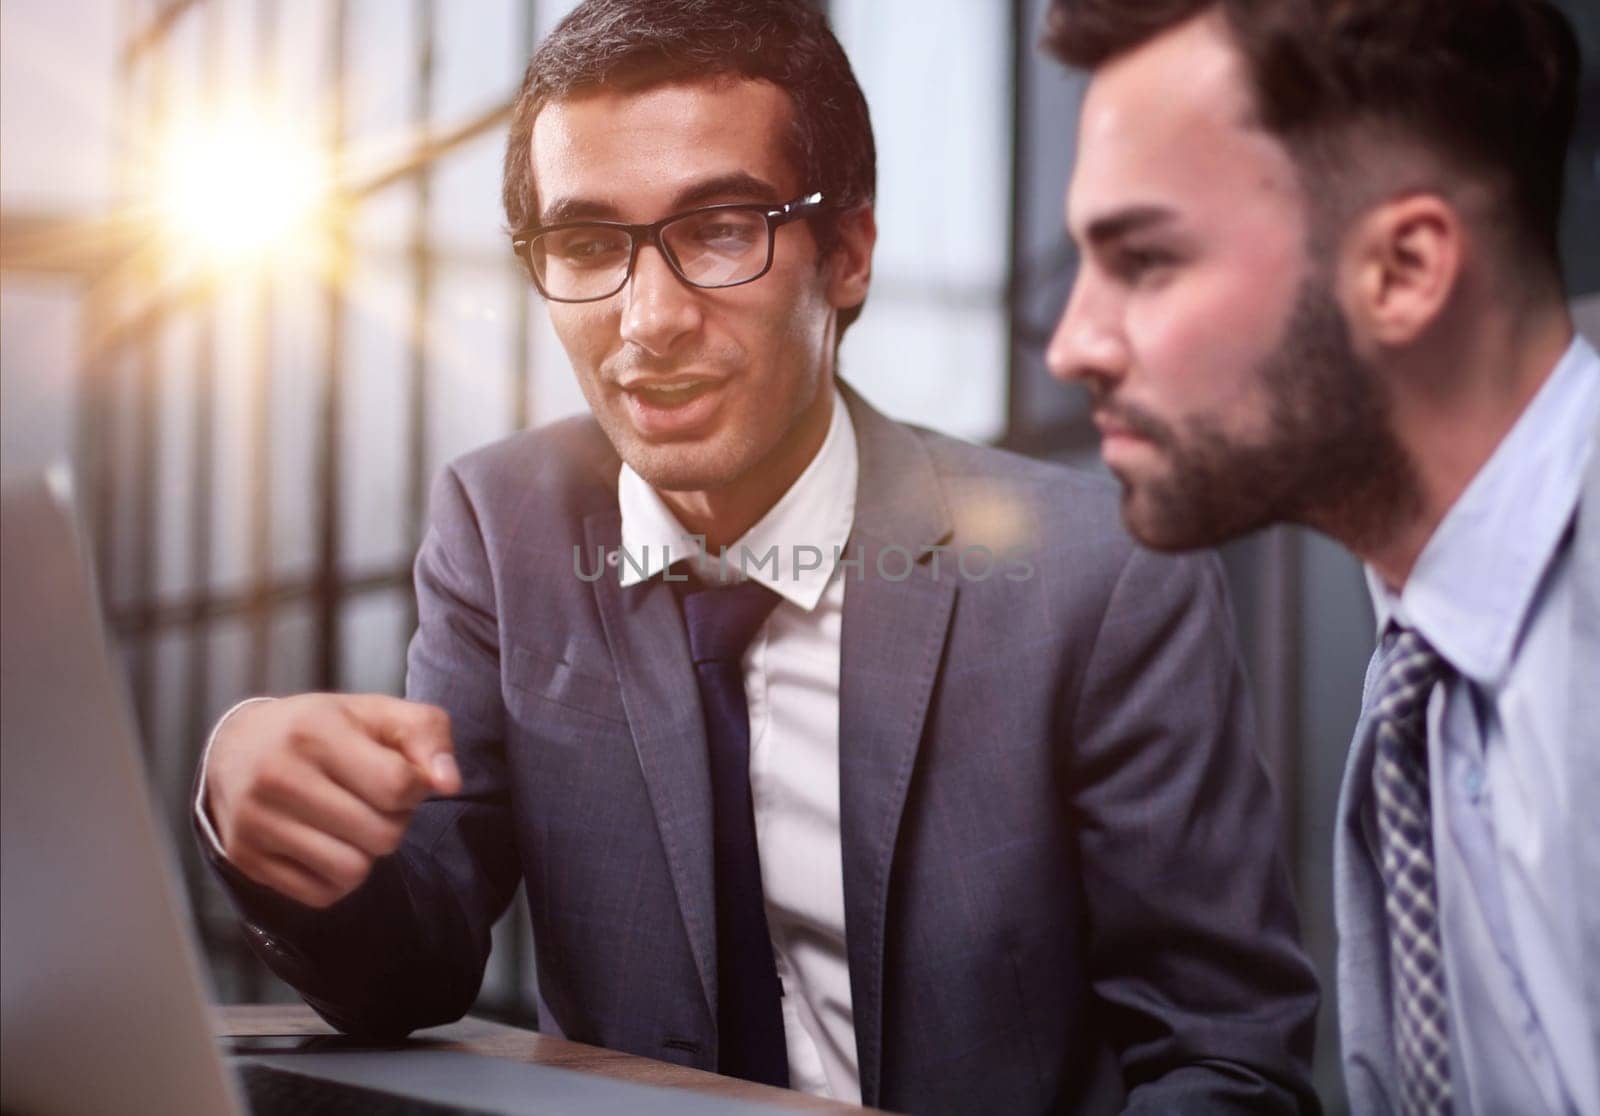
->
xmin=203 ymin=693 xmax=461 ymax=909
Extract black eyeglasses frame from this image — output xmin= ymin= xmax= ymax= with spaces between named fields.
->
xmin=512 ymin=191 xmax=828 ymax=304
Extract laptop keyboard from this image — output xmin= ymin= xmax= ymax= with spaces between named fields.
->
xmin=237 ymin=1061 xmax=497 ymax=1116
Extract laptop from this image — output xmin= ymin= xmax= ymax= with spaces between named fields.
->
xmin=0 ymin=472 xmax=808 ymax=1115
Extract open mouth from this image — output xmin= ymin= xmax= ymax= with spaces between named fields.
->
xmin=619 ymin=377 xmax=726 ymax=438
xmin=628 ymin=380 xmax=717 ymax=408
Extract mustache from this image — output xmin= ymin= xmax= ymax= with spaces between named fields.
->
xmin=1088 ymin=388 xmax=1175 ymax=448
xmin=603 ymin=346 xmax=742 ymax=385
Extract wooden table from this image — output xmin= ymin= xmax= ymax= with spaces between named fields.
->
xmin=216 ymin=1004 xmax=870 ymax=1113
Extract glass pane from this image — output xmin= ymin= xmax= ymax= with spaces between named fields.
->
xmin=0 ymin=0 xmax=117 ymax=210
xmin=840 ymin=296 xmax=1007 ymax=443
xmin=340 ymin=250 xmax=412 ymax=576
xmin=203 ymin=615 xmax=255 ymax=735
xmin=340 ymin=586 xmax=411 ymax=696
xmin=434 ymin=0 xmax=519 ymax=121
xmin=106 ymin=347 xmax=146 ymax=611
xmin=534 ymin=0 xmax=585 ymax=44
xmin=829 ymin=0 xmax=1010 ymax=441
xmin=276 ymin=0 xmax=332 ymax=121
xmin=527 ymin=298 xmax=590 ymax=427
xmin=216 ymin=0 xmax=263 ymax=107
xmin=146 ymin=628 xmax=197 ymax=831
xmin=155 ymin=310 xmax=199 ymax=600
xmin=429 ymin=130 xmax=510 ymax=253
xmin=1009 ymin=0 xmax=1092 ymax=447
xmin=425 ymin=259 xmax=518 ymax=483
xmin=267 ymin=272 xmax=325 ymax=582
xmin=429 ymin=0 xmax=520 ymax=251
xmin=208 ymin=281 xmax=258 ymax=597
xmin=347 ymin=1 xmax=420 ymax=255
xmin=266 ymin=599 xmax=317 ymax=695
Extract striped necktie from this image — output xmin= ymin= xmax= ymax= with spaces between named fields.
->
xmin=1370 ymin=627 xmax=1454 ymax=1115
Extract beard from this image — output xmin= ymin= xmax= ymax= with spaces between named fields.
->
xmin=1101 ymin=272 xmax=1420 ymax=552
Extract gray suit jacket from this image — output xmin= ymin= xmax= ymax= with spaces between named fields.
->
xmin=210 ymin=386 xmax=1319 ymax=1114
xmin=1334 ymin=418 xmax=1600 ymax=1113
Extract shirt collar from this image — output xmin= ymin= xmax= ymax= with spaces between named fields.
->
xmin=1367 ymin=333 xmax=1599 ymax=685
xmin=616 ymin=386 xmax=858 ymax=611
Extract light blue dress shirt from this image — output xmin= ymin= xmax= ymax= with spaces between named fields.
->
xmin=1365 ymin=334 xmax=1600 ymax=1114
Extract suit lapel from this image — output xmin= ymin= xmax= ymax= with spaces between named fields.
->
xmin=1570 ymin=417 xmax=1600 ymax=1064
xmin=584 ymin=509 xmax=719 ymax=1024
xmin=576 ymin=387 xmax=959 ymax=1089
xmin=1333 ymin=687 xmax=1400 ymax=1111
xmin=836 ymin=387 xmax=956 ymax=1106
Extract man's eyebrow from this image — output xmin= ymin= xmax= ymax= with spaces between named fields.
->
xmin=537 ymin=172 xmax=784 ymax=227
xmin=539 ymin=197 xmax=621 ymax=226
xmin=670 ymin=172 xmax=783 ymax=210
xmin=1080 ymin=205 xmax=1179 ymax=247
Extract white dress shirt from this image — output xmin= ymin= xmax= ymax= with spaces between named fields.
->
xmin=1365 ymin=334 xmax=1600 ymax=1114
xmin=615 ymin=387 xmax=859 ymax=1103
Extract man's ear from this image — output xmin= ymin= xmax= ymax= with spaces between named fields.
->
xmin=1339 ymin=193 xmax=1463 ymax=349
xmin=826 ymin=205 xmax=875 ymax=311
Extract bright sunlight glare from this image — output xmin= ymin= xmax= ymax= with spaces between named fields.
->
xmin=154 ymin=107 xmax=330 ymax=265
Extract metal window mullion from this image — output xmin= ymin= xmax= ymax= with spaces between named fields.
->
xmin=1004 ymin=0 xmax=1027 ymax=447
xmin=107 ymin=562 xmax=413 ymax=635
xmin=179 ymin=0 xmax=223 ymax=906
xmin=247 ymin=0 xmax=281 ymax=695
xmin=316 ymin=0 xmax=351 ymax=692
xmin=81 ymin=0 xmax=142 ymax=618
xmin=127 ymin=0 xmax=177 ymax=745
xmin=402 ymin=0 xmax=437 ymax=645
xmin=1254 ymin=528 xmax=1303 ymax=868
xmin=510 ymin=0 xmax=538 ymax=433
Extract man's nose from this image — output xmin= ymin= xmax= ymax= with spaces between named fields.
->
xmin=1045 ymin=271 xmax=1130 ymax=389
xmin=619 ymin=242 xmax=701 ymax=357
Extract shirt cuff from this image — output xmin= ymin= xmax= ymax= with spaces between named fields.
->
xmin=194 ymin=696 xmax=276 ymax=861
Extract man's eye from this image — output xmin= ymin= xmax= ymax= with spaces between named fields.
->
xmin=694 ymin=223 xmax=761 ymax=251
xmin=1117 ymin=248 xmax=1176 ymax=281
xmin=544 ymin=232 xmax=628 ymax=267
xmin=565 ymin=239 xmax=624 ymax=261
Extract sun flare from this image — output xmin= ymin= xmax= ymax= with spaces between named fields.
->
xmin=153 ymin=106 xmax=331 ymax=266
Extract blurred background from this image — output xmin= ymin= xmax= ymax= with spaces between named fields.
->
xmin=2 ymin=1 xmax=1596 ymax=1110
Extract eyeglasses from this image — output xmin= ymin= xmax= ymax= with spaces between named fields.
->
xmin=513 ymin=192 xmax=827 ymax=304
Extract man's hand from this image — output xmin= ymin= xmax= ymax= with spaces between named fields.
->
xmin=204 ymin=694 xmax=461 ymax=909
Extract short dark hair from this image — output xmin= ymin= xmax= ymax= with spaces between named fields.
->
xmin=1043 ymin=0 xmax=1581 ymax=271
xmin=502 ymin=0 xmax=877 ymax=335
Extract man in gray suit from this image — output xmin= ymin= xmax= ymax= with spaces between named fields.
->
xmin=196 ymin=1 xmax=1319 ymax=1111
xmin=1044 ymin=0 xmax=1597 ymax=1112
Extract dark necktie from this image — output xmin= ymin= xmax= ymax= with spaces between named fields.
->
xmin=1369 ymin=627 xmax=1454 ymax=1115
xmin=676 ymin=574 xmax=788 ymax=1087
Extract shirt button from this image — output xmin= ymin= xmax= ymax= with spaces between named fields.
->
xmin=1463 ymin=765 xmax=1484 ymax=802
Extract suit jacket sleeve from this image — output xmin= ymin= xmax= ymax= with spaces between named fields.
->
xmin=1066 ymin=545 xmax=1320 ymax=1113
xmin=198 ymin=463 xmax=523 ymax=1038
